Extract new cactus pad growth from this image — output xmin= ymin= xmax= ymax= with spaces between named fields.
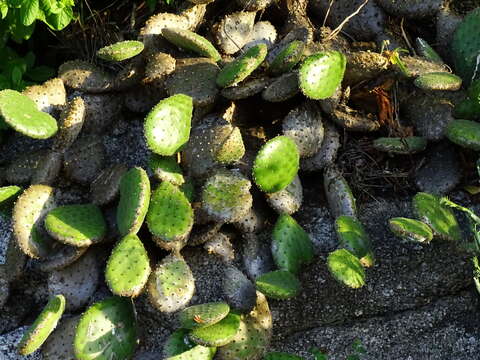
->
xmin=189 ymin=312 xmax=241 ymax=346
xmin=149 ymin=154 xmax=185 ymax=185
xmin=162 ymin=28 xmax=221 ymax=62
xmin=97 ymin=40 xmax=145 ymax=61
xmin=389 ymin=217 xmax=434 ymax=243
xmin=327 ymin=249 xmax=366 ymax=289
xmin=335 ymin=215 xmax=375 ymax=267
xmin=163 ymin=329 xmax=216 ymax=360
xmin=178 ymin=302 xmax=230 ymax=329
xmin=255 ymin=270 xmax=301 ymax=299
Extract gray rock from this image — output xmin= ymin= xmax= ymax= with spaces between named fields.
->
xmin=376 ymin=0 xmax=443 ymax=19
xmin=301 ymin=121 xmax=341 ymax=172
xmin=242 ymin=231 xmax=275 ymax=280
xmin=223 ymin=265 xmax=256 ymax=313
xmin=297 ymin=205 xmax=337 ymax=254
xmin=436 ymin=5 xmax=462 ymax=63
xmin=415 ymin=143 xmax=461 ymax=195
xmin=0 ymin=326 xmax=42 ymax=360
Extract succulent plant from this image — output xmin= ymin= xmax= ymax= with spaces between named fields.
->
xmin=268 ymin=40 xmax=305 ymax=75
xmin=253 ymin=136 xmax=300 ymax=193
xmin=144 ymin=94 xmax=193 ymax=156
xmin=90 ymin=164 xmax=128 ymax=206
xmin=179 ymin=302 xmax=230 ymax=329
xmin=0 ymin=89 xmax=58 ymax=139
xmin=262 ymin=71 xmax=300 ymax=102
xmin=105 ymin=234 xmax=151 ymax=297
xmin=163 ymin=329 xmax=216 ymax=360
xmin=58 ymin=60 xmax=115 ymax=93
xmin=22 ymin=78 xmax=67 ymax=115
xmin=446 ymin=119 xmax=480 ymax=151
xmin=335 ymin=215 xmax=375 ymax=267
xmin=0 ymin=185 xmax=22 ymax=214
xmin=255 ymin=270 xmax=301 ymax=299
xmin=74 ymin=296 xmax=138 ymax=360
xmin=389 ymin=217 xmax=434 ymax=243
xmin=162 ymin=28 xmax=221 ymax=61
xmin=223 ymin=266 xmax=257 ymax=314
xmin=97 ymin=40 xmax=145 ymax=61
xmin=149 ymin=154 xmax=185 ymax=186
xmin=373 ymin=137 xmax=427 ymax=155
xmin=117 ymin=167 xmax=151 ymax=237
xmin=18 ymin=294 xmax=66 ymax=355
xmin=414 ymin=72 xmax=462 ymax=91
xmin=52 ymin=96 xmax=86 ymax=151
xmin=327 ymin=249 xmax=366 ymax=289
xmin=299 ymin=51 xmax=347 ymax=100
xmin=323 ymin=165 xmax=357 ymax=219
xmin=41 ymin=316 xmax=78 ymax=359
xmin=213 ymin=11 xmax=256 ymax=55
xmin=189 ymin=312 xmax=241 ymax=346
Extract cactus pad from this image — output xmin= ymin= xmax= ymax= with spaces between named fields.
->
xmin=335 ymin=215 xmax=374 ymax=267
xmin=162 ymin=28 xmax=221 ymax=62
xmin=105 ymin=234 xmax=151 ymax=297
xmin=44 ymin=204 xmax=106 ymax=247
xmin=41 ymin=316 xmax=78 ymax=360
xmin=0 ymin=185 xmax=22 ymax=214
xmin=147 ymin=181 xmax=193 ymax=250
xmin=144 ymin=94 xmax=193 ymax=156
xmin=255 ymin=270 xmax=301 ymax=299
xmin=413 ymin=192 xmax=462 ymax=241
xmin=201 ymin=170 xmax=253 ymax=223
xmin=373 ymin=137 xmax=427 ymax=154
xmin=299 ymin=51 xmax=347 ymax=100
xmin=52 ymin=96 xmax=86 ymax=151
xmin=323 ymin=165 xmax=357 ymax=219
xmin=327 ymin=249 xmax=366 ymax=289
xmin=216 ymin=44 xmax=268 ymax=88
xmin=189 ymin=312 xmax=241 ymax=347
xmin=178 ymin=302 xmax=230 ymax=329
xmin=271 ymin=214 xmax=314 ymax=274
xmin=74 ymin=296 xmax=137 ymax=360
xmin=147 ymin=254 xmax=195 ymax=313
xmin=90 ymin=164 xmax=128 ymax=206
xmin=97 ymin=40 xmax=144 ymax=61
xmin=164 ymin=329 xmax=216 ymax=360
xmin=117 ymin=167 xmax=151 ymax=236
xmin=266 ymin=174 xmax=303 ymax=215
xmin=18 ymin=294 xmax=66 ymax=355
xmin=58 ymin=60 xmax=114 ymax=93
xmin=446 ymin=119 xmax=480 ymax=151
xmin=223 ymin=266 xmax=257 ymax=314
xmin=389 ymin=217 xmax=434 ymax=243
xmin=13 ymin=184 xmax=56 ymax=258
xmin=149 ymin=155 xmax=185 ymax=186
xmin=269 ymin=40 xmax=305 ymax=75
xmin=414 ymin=72 xmax=462 ymax=91
xmin=0 ymin=90 xmax=58 ymax=139
xmin=253 ymin=136 xmax=300 ymax=193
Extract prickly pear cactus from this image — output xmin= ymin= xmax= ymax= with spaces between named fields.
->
xmin=299 ymin=51 xmax=346 ymax=100
xmin=41 ymin=316 xmax=78 ymax=359
xmin=373 ymin=137 xmax=427 ymax=154
xmin=147 ymin=254 xmax=195 ymax=313
xmin=271 ymin=214 xmax=314 ymax=274
xmin=117 ymin=167 xmax=151 ymax=236
xmin=44 ymin=204 xmax=107 ymax=247
xmin=268 ymin=40 xmax=305 ymax=75
xmin=147 ymin=181 xmax=194 ymax=251
xmin=446 ymin=119 xmax=480 ymax=151
xmin=52 ymin=96 xmax=86 ymax=151
xmin=58 ymin=60 xmax=114 ymax=93
xmin=335 ymin=215 xmax=375 ymax=267
xmin=162 ymin=28 xmax=221 ymax=62
xmin=216 ymin=44 xmax=268 ymax=88
xmin=327 ymin=249 xmax=366 ymax=289
xmin=0 ymin=185 xmax=22 ymax=214
xmin=253 ymin=136 xmax=300 ymax=193
xmin=105 ymin=234 xmax=151 ymax=297
xmin=74 ymin=296 xmax=138 ymax=360
xmin=13 ymin=184 xmax=56 ymax=258
xmin=179 ymin=302 xmax=230 ymax=329
xmin=163 ymin=329 xmax=216 ymax=360
xmin=414 ymin=72 xmax=462 ymax=91
xmin=149 ymin=155 xmax=185 ymax=186
xmin=255 ymin=270 xmax=301 ymax=299
xmin=389 ymin=217 xmax=434 ymax=243
xmin=0 ymin=89 xmax=58 ymax=139
xmin=189 ymin=312 xmax=241 ymax=347
xmin=144 ymin=94 xmax=193 ymax=156
xmin=97 ymin=40 xmax=145 ymax=61
xmin=18 ymin=294 xmax=66 ymax=355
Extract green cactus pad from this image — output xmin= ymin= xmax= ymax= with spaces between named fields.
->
xmin=180 ymin=178 xmax=196 ymax=203
xmin=255 ymin=270 xmax=301 ymax=299
xmin=97 ymin=40 xmax=144 ymax=61
xmin=271 ymin=214 xmax=314 ymax=274
xmin=335 ymin=215 xmax=374 ymax=267
xmin=178 ymin=302 xmax=230 ymax=329
xmin=446 ymin=119 xmax=480 ymax=151
xmin=0 ymin=185 xmax=22 ymax=214
xmin=117 ymin=167 xmax=151 ymax=236
xmin=18 ymin=294 xmax=66 ymax=355
xmin=216 ymin=292 xmax=272 ymax=360
xmin=414 ymin=72 xmax=462 ymax=91
xmin=299 ymin=51 xmax=346 ymax=100
xmin=147 ymin=254 xmax=195 ymax=313
xmin=44 ymin=204 xmax=107 ymax=247
xmin=144 ymin=94 xmax=193 ymax=156
xmin=201 ymin=170 xmax=252 ymax=223
xmin=413 ymin=192 xmax=462 ymax=241
xmin=74 ymin=296 xmax=137 ymax=360
xmin=216 ymin=44 xmax=268 ymax=88
xmin=327 ymin=249 xmax=366 ymax=289
xmin=264 ymin=352 xmax=304 ymax=360
xmin=373 ymin=137 xmax=427 ymax=154
xmin=452 ymin=8 xmax=480 ymax=84
xmin=253 ymin=136 xmax=300 ymax=193
xmin=164 ymin=329 xmax=217 ymax=360
xmin=189 ymin=313 xmax=241 ymax=347
xmin=415 ymin=37 xmax=443 ymax=64
xmin=149 ymin=154 xmax=185 ymax=186
xmin=13 ymin=184 xmax=56 ymax=258
xmin=0 ymin=90 xmax=58 ymax=139
xmin=162 ymin=28 xmax=221 ymax=62
xmin=147 ymin=181 xmax=193 ymax=250
xmin=388 ymin=217 xmax=434 ymax=244
xmin=105 ymin=234 xmax=151 ymax=297
xmin=323 ymin=165 xmax=357 ymax=219
xmin=269 ymin=40 xmax=305 ymax=75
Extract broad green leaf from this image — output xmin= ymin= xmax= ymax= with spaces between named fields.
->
xmin=20 ymin=0 xmax=39 ymax=26
xmin=0 ymin=0 xmax=8 ymax=19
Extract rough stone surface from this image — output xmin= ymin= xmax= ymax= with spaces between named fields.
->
xmin=0 ymin=326 xmax=42 ymax=359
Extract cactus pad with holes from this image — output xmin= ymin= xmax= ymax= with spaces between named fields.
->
xmin=327 ymin=249 xmax=366 ymax=289
xmin=299 ymin=51 xmax=346 ymax=100
xmin=144 ymin=94 xmax=193 ymax=156
xmin=0 ymin=90 xmax=58 ymax=139
xmin=253 ymin=136 xmax=300 ymax=193
xmin=105 ymin=234 xmax=151 ymax=297
xmin=178 ymin=302 xmax=230 ymax=329
xmin=414 ymin=72 xmax=462 ymax=91
xmin=255 ymin=270 xmax=301 ymax=299
xmin=335 ymin=215 xmax=374 ymax=267
xmin=45 ymin=204 xmax=106 ymax=247
xmin=162 ymin=28 xmax=221 ymax=62
xmin=74 ymin=296 xmax=137 ymax=360
xmin=97 ymin=40 xmax=144 ymax=61
xmin=18 ymin=294 xmax=66 ymax=355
